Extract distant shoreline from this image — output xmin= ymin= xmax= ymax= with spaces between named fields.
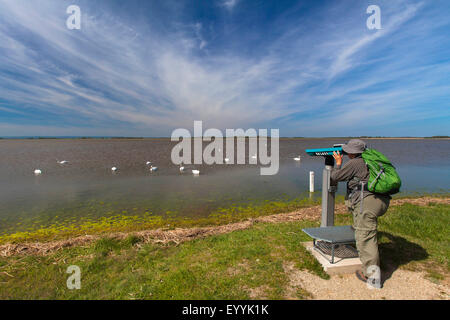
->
xmin=0 ymin=136 xmax=449 ymax=140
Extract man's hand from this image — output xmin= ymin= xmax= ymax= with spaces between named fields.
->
xmin=333 ymin=151 xmax=343 ymax=166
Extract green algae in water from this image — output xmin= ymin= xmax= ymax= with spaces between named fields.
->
xmin=0 ymin=196 xmax=322 ymax=244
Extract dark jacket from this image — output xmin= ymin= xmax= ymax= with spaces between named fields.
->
xmin=330 ymin=156 xmax=371 ymax=207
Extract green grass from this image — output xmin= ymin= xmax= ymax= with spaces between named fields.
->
xmin=0 ymin=202 xmax=448 ymax=299
xmin=379 ymin=203 xmax=450 ymax=269
xmin=336 ymin=202 xmax=450 ymax=278
xmin=0 ymin=220 xmax=326 ymax=299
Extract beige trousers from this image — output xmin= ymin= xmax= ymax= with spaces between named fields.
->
xmin=348 ymin=194 xmax=390 ymax=277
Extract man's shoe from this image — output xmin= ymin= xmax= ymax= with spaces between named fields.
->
xmin=356 ymin=270 xmax=383 ymax=288
xmin=355 ymin=270 xmax=368 ymax=283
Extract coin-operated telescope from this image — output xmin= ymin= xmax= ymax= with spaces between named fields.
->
xmin=302 ymin=144 xmax=357 ymax=264
xmin=305 ymin=144 xmax=344 ymax=227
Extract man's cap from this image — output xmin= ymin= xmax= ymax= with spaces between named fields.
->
xmin=342 ymin=139 xmax=367 ymax=154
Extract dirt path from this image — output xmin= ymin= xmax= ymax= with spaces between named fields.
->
xmin=284 ymin=262 xmax=449 ymax=300
xmin=1 ymin=196 xmax=449 ymax=257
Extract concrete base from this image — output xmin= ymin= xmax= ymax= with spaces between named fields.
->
xmin=302 ymin=241 xmax=363 ymax=275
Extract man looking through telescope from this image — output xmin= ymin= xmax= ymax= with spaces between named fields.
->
xmin=331 ymin=139 xmax=391 ymax=286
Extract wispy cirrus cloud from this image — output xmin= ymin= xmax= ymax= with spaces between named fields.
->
xmin=329 ymin=2 xmax=424 ymax=78
xmin=221 ymin=0 xmax=239 ymax=11
xmin=0 ymin=0 xmax=449 ymax=137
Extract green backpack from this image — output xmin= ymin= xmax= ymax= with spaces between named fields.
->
xmin=362 ymin=148 xmax=401 ymax=195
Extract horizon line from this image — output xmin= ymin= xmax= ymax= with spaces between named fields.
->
xmin=1 ymin=135 xmax=449 ymax=140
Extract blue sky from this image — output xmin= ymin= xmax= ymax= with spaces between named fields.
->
xmin=0 ymin=0 xmax=449 ymax=137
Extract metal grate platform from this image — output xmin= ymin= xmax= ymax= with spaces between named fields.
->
xmin=302 ymin=225 xmax=358 ymax=264
xmin=315 ymin=241 xmax=358 ymax=258
xmin=302 ymin=225 xmax=355 ymax=243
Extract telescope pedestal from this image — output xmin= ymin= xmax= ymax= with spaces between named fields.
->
xmin=302 ymin=156 xmax=359 ymax=271
xmin=321 ymin=164 xmax=336 ymax=227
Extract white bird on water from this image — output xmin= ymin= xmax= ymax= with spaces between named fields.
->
xmin=57 ymin=160 xmax=69 ymax=165
xmin=111 ymin=167 xmax=118 ymax=172
xmin=146 ymin=161 xmax=152 ymax=166
xmin=192 ymin=169 xmax=200 ymax=175
xmin=150 ymin=165 xmax=158 ymax=172
xmin=179 ymin=165 xmax=185 ymax=172
xmin=293 ymin=156 xmax=301 ymax=161
xmin=34 ymin=169 xmax=42 ymax=175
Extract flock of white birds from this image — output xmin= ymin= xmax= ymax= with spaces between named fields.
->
xmin=33 ymin=156 xmax=301 ymax=176
xmin=33 ymin=160 xmax=198 ymax=176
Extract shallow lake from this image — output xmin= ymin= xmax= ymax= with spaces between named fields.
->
xmin=0 ymin=138 xmax=448 ymax=234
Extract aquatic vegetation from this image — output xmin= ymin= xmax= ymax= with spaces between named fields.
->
xmin=1 ymin=192 xmax=446 ymax=244
xmin=0 ymin=196 xmax=322 ymax=244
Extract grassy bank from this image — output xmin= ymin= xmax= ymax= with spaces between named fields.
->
xmin=0 ymin=201 xmax=448 ymax=299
